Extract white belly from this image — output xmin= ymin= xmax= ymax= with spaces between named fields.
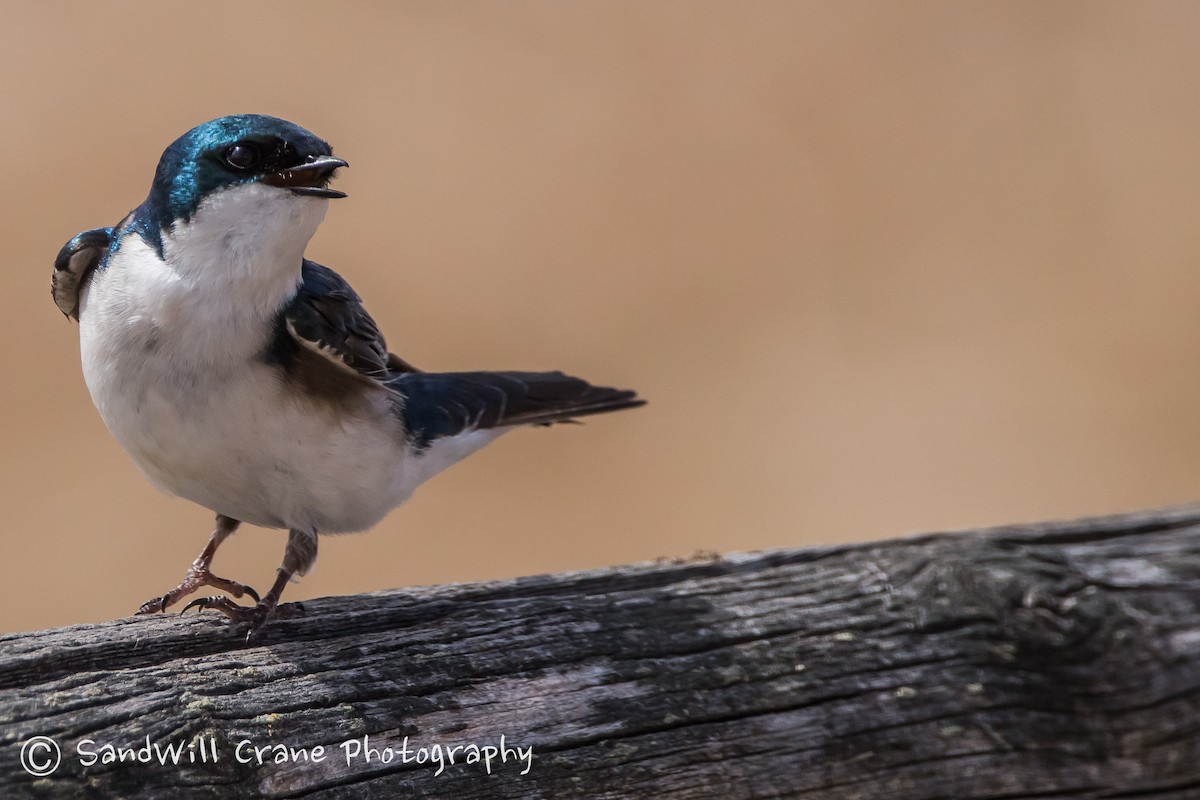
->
xmin=81 ymin=343 xmax=409 ymax=532
xmin=75 ymin=229 xmax=499 ymax=534
xmin=80 ymin=320 xmax=403 ymax=533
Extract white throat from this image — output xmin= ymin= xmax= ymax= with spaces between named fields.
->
xmin=163 ymin=182 xmax=329 ymax=319
xmin=83 ymin=183 xmax=330 ymax=373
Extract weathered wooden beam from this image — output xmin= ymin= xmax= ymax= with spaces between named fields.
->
xmin=4 ymin=507 xmax=1200 ymax=798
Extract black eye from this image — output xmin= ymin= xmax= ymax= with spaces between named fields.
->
xmin=224 ymin=143 xmax=260 ymax=171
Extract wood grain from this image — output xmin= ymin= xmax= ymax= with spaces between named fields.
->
xmin=4 ymin=507 xmax=1200 ymax=798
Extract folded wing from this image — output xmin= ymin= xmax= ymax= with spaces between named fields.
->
xmin=274 ymin=260 xmax=644 ymax=446
xmin=53 ymin=227 xmax=114 ymax=320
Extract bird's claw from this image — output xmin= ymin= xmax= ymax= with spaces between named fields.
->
xmin=181 ymin=596 xmax=306 ymax=640
xmin=137 ymin=594 xmax=171 ymax=616
xmin=136 ymin=567 xmax=259 ymax=615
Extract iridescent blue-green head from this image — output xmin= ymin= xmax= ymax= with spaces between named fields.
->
xmin=128 ymin=114 xmax=348 ymax=259
xmin=143 ymin=114 xmax=347 ymax=230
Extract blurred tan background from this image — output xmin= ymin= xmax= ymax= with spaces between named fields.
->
xmin=3 ymin=1 xmax=1200 ymax=633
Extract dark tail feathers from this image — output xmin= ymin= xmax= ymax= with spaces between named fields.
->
xmin=393 ymin=370 xmax=644 ymax=449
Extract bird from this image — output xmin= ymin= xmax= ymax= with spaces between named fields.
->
xmin=52 ymin=114 xmax=644 ymax=637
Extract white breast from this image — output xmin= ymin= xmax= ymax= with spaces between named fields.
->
xmin=76 ymin=184 xmax=485 ymax=533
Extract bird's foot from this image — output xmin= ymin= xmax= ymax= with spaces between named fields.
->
xmin=136 ymin=565 xmax=259 ymax=615
xmin=181 ymin=596 xmax=306 ymax=641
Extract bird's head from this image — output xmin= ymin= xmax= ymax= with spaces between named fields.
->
xmin=145 ymin=114 xmax=348 ymax=228
xmin=132 ymin=115 xmax=349 ymax=294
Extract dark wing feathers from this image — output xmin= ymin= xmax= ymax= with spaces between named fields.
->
xmin=284 ymin=260 xmax=405 ymax=379
xmin=273 ymin=260 xmax=643 ymax=445
xmin=394 ymin=371 xmax=644 ymax=449
xmin=52 ymin=227 xmax=113 ymax=320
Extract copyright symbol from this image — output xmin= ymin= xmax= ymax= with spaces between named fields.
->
xmin=20 ymin=736 xmax=61 ymax=777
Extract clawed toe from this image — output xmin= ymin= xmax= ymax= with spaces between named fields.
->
xmin=137 ymin=521 xmax=312 ymax=637
xmin=136 ymin=568 xmax=259 ymax=616
xmin=137 ymin=594 xmax=173 ymax=615
xmin=135 ymin=516 xmax=255 ymax=616
xmin=182 ymin=595 xmax=306 ymax=640
xmin=182 ymin=595 xmax=255 ymax=620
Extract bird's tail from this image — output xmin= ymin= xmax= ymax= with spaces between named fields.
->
xmin=390 ymin=371 xmax=645 ymax=449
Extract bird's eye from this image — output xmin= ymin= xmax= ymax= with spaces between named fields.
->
xmin=223 ymin=143 xmax=260 ymax=171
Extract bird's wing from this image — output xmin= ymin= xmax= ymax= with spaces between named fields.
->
xmin=273 ymin=261 xmax=644 ymax=442
xmin=273 ymin=260 xmax=419 ymax=385
xmin=53 ymin=227 xmax=113 ymax=320
xmin=392 ymin=370 xmax=644 ymax=449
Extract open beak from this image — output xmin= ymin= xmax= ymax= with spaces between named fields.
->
xmin=264 ymin=154 xmax=348 ymax=198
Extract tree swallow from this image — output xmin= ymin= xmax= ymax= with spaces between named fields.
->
xmin=53 ymin=114 xmax=643 ymax=636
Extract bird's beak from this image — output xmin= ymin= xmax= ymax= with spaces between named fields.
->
xmin=264 ymin=155 xmax=349 ymax=199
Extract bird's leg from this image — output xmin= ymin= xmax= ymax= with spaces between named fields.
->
xmin=137 ymin=515 xmax=259 ymax=614
xmin=183 ymin=529 xmax=316 ymax=638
